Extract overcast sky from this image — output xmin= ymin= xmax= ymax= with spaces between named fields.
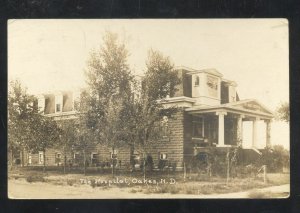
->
xmin=8 ymin=19 xmax=289 ymax=149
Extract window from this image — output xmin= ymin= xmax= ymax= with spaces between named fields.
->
xmin=38 ymin=151 xmax=44 ymax=164
xmin=207 ymin=75 xmax=218 ymax=97
xmin=28 ymin=154 xmax=32 ymax=165
xmin=74 ymin=152 xmax=80 ymax=163
xmin=56 ymin=103 xmax=61 ymax=112
xmin=161 ymin=116 xmax=169 ymax=137
xmin=111 ymin=149 xmax=118 ymax=159
xmin=55 ymin=152 xmax=62 ymax=164
xmin=194 ymin=76 xmax=200 ymax=86
xmin=91 ymin=153 xmax=99 ymax=164
xmin=192 ymin=116 xmax=204 ymax=138
xmin=160 ymin=153 xmax=168 ymax=160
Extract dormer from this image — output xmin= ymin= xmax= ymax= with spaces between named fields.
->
xmin=221 ymin=79 xmax=238 ymax=104
xmin=38 ymin=91 xmax=75 ymax=115
xmin=188 ymin=68 xmax=222 ymax=106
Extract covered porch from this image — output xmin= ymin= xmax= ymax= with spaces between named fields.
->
xmin=185 ymin=100 xmax=274 ymax=151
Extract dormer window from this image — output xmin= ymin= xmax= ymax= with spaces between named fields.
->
xmin=56 ymin=103 xmax=61 ymax=112
xmin=207 ymin=75 xmax=218 ymax=98
xmin=194 ymin=76 xmax=200 ymax=86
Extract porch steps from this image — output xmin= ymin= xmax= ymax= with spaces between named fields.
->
xmin=239 ymin=148 xmax=263 ymax=165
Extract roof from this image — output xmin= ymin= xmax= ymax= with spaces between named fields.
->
xmin=185 ymin=99 xmax=274 ymax=119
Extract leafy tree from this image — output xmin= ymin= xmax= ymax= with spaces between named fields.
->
xmin=144 ymin=49 xmax=181 ymax=101
xmin=56 ymin=119 xmax=77 ymax=174
xmin=8 ymin=80 xmax=37 ymax=168
xmin=72 ymin=90 xmax=97 ymax=175
xmin=276 ymin=102 xmax=289 ymax=122
xmin=84 ymin=31 xmax=134 ymax=176
xmin=123 ymin=49 xmax=181 ymax=177
xmin=29 ymin=114 xmax=61 ymax=172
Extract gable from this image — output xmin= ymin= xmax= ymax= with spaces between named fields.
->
xmin=229 ymin=100 xmax=273 ymax=115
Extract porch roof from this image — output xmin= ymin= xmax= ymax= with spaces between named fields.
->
xmin=185 ymin=99 xmax=274 ymax=120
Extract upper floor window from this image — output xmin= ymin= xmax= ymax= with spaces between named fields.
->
xmin=207 ymin=75 xmax=218 ymax=98
xmin=194 ymin=76 xmax=200 ymax=86
xmin=161 ymin=116 xmax=169 ymax=137
xmin=56 ymin=103 xmax=61 ymax=112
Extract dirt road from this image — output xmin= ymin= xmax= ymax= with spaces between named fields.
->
xmin=8 ymin=179 xmax=289 ymax=199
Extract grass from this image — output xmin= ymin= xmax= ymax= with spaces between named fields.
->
xmin=9 ymin=166 xmax=290 ymax=196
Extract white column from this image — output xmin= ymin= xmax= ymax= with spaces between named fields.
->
xmin=252 ymin=117 xmax=260 ymax=148
xmin=237 ymin=115 xmax=245 ymax=147
xmin=265 ymin=120 xmax=272 ymax=148
xmin=216 ymin=111 xmax=227 ymax=147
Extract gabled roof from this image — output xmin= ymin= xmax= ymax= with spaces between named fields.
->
xmin=223 ymin=99 xmax=274 ymax=115
xmin=186 ymin=99 xmax=274 ymax=119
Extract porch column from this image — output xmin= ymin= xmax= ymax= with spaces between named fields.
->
xmin=237 ymin=115 xmax=245 ymax=147
xmin=252 ymin=117 xmax=260 ymax=148
xmin=265 ymin=120 xmax=272 ymax=148
xmin=216 ymin=111 xmax=227 ymax=147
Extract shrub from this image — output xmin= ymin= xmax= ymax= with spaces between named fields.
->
xmin=90 ymin=179 xmax=96 ymax=188
xmin=130 ymin=189 xmax=137 ymax=193
xmin=66 ymin=179 xmax=76 ymax=186
xmin=261 ymin=145 xmax=290 ymax=173
xmin=26 ymin=175 xmax=45 ymax=183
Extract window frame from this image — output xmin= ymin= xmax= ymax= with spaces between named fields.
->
xmin=194 ymin=75 xmax=200 ymax=87
xmin=161 ymin=116 xmax=169 ymax=138
xmin=159 ymin=152 xmax=168 ymax=160
xmin=111 ymin=149 xmax=118 ymax=159
xmin=56 ymin=103 xmax=61 ymax=112
xmin=192 ymin=116 xmax=205 ymax=139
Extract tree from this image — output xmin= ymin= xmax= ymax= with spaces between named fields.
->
xmin=124 ymin=49 xmax=181 ymax=177
xmin=56 ymin=119 xmax=77 ymax=174
xmin=144 ymin=49 xmax=181 ymax=101
xmin=29 ymin=114 xmax=61 ymax=172
xmin=276 ymin=102 xmax=289 ymax=122
xmin=8 ymin=80 xmax=37 ymax=168
xmin=72 ymin=90 xmax=97 ymax=176
xmin=84 ymin=31 xmax=134 ymax=176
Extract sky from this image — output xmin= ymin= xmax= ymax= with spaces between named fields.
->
xmin=8 ymin=19 xmax=289 ymax=149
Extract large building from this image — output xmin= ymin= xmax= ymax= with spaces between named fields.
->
xmin=25 ymin=67 xmax=274 ymax=170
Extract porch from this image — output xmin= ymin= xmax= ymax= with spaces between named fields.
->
xmin=184 ymin=100 xmax=274 ymax=152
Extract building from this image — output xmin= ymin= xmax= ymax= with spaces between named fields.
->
xmin=25 ymin=67 xmax=274 ymax=170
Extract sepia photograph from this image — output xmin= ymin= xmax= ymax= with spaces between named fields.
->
xmin=7 ymin=19 xmax=289 ymax=199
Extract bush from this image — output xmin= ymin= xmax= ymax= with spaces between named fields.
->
xmin=66 ymin=179 xmax=76 ymax=186
xmin=26 ymin=175 xmax=45 ymax=183
xmin=261 ymin=146 xmax=290 ymax=173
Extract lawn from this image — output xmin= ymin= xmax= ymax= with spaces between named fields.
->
xmin=8 ymin=166 xmax=290 ymax=198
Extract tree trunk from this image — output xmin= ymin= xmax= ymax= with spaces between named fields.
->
xmin=112 ymin=147 xmax=115 ymax=178
xmin=43 ymin=149 xmax=46 ymax=173
xmin=226 ymin=148 xmax=230 ymax=184
xmin=21 ymin=148 xmax=24 ymax=167
xmin=143 ymin=152 xmax=146 ymax=179
xmin=10 ymin=149 xmax=14 ymax=170
xmin=63 ymin=150 xmax=67 ymax=174
xmin=83 ymin=148 xmax=86 ymax=176
xmin=130 ymin=144 xmax=134 ymax=171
